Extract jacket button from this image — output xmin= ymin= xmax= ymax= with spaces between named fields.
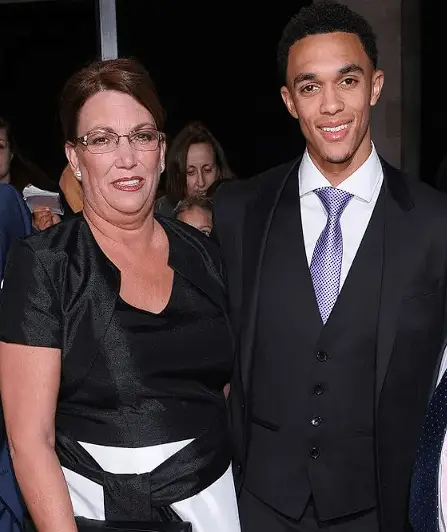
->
xmin=311 ymin=416 xmax=322 ymax=427
xmin=314 ymin=384 xmax=324 ymax=395
xmin=316 ymin=350 xmax=328 ymax=362
xmin=310 ymin=446 xmax=320 ymax=459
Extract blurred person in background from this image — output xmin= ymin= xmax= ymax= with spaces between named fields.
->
xmin=156 ymin=120 xmax=235 ymax=217
xmin=0 ymin=115 xmax=61 ymax=231
xmin=0 ymin=182 xmax=32 ymax=532
xmin=173 ymin=196 xmax=213 ymax=236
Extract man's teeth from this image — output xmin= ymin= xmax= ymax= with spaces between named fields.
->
xmin=321 ymin=124 xmax=349 ymax=132
xmin=115 ymin=179 xmax=140 ymax=186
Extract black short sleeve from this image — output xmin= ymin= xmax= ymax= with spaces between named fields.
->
xmin=0 ymin=240 xmax=61 ymax=348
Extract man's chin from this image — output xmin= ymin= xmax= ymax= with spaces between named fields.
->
xmin=323 ymin=149 xmax=353 ymax=165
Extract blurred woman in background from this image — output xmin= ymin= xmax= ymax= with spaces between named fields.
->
xmin=156 ymin=120 xmax=235 ymax=217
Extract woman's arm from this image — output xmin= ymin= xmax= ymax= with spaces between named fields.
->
xmin=0 ymin=342 xmax=77 ymax=532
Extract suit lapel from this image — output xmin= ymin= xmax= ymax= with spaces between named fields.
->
xmin=240 ymin=158 xmax=302 ymax=391
xmin=375 ymin=160 xmax=415 ymax=406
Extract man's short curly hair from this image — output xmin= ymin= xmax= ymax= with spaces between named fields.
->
xmin=277 ymin=2 xmax=378 ymax=84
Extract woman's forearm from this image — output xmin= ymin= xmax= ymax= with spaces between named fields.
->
xmin=10 ymin=441 xmax=77 ymax=532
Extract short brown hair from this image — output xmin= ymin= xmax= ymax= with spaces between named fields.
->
xmin=164 ymin=121 xmax=235 ymax=205
xmin=59 ymin=58 xmax=165 ymax=142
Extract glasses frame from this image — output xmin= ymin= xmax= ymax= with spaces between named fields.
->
xmin=74 ymin=129 xmax=165 ymax=154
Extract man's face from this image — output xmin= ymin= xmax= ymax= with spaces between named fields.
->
xmin=280 ymin=32 xmax=384 ymax=175
xmin=0 ymin=128 xmax=11 ymax=181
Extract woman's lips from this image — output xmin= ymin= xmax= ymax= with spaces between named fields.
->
xmin=111 ymin=177 xmax=144 ymax=192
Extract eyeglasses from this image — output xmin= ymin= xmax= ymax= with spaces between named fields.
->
xmin=74 ymin=129 xmax=164 ymax=154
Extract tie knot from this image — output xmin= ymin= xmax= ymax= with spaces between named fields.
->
xmin=314 ymin=187 xmax=353 ymax=219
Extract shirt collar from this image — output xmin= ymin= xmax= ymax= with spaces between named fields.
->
xmin=299 ymin=144 xmax=383 ymax=203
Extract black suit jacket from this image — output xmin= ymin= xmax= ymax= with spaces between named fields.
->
xmin=212 ymin=157 xmax=447 ymax=531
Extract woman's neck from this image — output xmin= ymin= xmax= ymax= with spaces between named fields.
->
xmin=83 ymin=204 xmax=157 ymax=253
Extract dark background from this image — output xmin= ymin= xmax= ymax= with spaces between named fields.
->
xmin=420 ymin=0 xmax=447 ymax=186
xmin=0 ymin=0 xmax=440 ymax=186
xmin=0 ymin=0 xmax=309 ymax=183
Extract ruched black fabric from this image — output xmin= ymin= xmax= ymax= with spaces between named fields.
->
xmin=55 ymin=269 xmax=233 ymax=447
xmin=56 ymin=411 xmax=230 ymax=522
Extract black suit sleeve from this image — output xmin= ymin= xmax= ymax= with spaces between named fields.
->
xmin=0 ymin=240 xmax=61 ymax=348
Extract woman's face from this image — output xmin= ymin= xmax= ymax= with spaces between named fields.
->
xmin=66 ymin=90 xmax=165 ymax=223
xmin=185 ymin=142 xmax=217 ymax=197
xmin=0 ymin=128 xmax=11 ymax=182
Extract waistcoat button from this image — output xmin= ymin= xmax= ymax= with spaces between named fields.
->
xmin=314 ymin=384 xmax=324 ymax=395
xmin=316 ymin=351 xmax=328 ymax=362
xmin=310 ymin=446 xmax=320 ymax=459
xmin=311 ymin=416 xmax=322 ymax=427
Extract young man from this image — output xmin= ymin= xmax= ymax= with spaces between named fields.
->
xmin=213 ymin=3 xmax=447 ymax=531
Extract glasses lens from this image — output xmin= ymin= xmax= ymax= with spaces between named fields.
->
xmin=130 ymin=130 xmax=160 ymax=151
xmin=86 ymin=132 xmax=117 ymax=154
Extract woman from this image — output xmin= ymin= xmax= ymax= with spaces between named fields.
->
xmin=156 ymin=121 xmax=235 ymax=217
xmin=0 ymin=115 xmax=62 ymax=230
xmin=0 ymin=58 xmax=240 ymax=532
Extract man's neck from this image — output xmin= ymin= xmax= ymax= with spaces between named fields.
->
xmin=308 ymin=141 xmax=374 ymax=187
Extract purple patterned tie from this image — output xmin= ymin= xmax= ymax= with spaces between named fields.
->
xmin=310 ymin=187 xmax=353 ymax=323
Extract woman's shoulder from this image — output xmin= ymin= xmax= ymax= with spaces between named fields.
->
xmin=155 ymin=195 xmax=175 ymax=217
xmin=21 ymin=213 xmax=85 ymax=255
xmin=157 ymin=214 xmax=222 ymax=261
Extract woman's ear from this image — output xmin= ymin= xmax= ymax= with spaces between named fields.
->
xmin=65 ymin=142 xmax=79 ymax=174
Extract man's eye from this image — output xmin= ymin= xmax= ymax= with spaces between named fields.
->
xmin=342 ymin=78 xmax=358 ymax=87
xmin=301 ymin=84 xmax=317 ymax=94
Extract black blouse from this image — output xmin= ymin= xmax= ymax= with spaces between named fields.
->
xmin=0 ymin=214 xmax=233 ymax=447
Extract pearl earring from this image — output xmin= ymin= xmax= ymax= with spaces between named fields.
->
xmin=74 ymin=169 xmax=82 ymax=181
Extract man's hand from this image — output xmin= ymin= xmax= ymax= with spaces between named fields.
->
xmin=32 ymin=208 xmax=61 ymax=231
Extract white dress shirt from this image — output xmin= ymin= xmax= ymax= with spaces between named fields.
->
xmin=299 ymin=145 xmax=384 ymax=287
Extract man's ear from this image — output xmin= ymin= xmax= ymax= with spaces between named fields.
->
xmin=370 ymin=69 xmax=384 ymax=107
xmin=280 ymin=86 xmax=299 ymax=120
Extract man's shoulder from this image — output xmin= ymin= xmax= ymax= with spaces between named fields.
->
xmin=0 ymin=184 xmax=23 ymax=214
xmin=380 ymin=159 xmax=447 ymax=219
xmin=215 ymin=158 xmax=300 ymax=205
xmin=0 ymin=183 xmax=19 ymax=200
xmin=409 ymin=179 xmax=447 ymax=218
